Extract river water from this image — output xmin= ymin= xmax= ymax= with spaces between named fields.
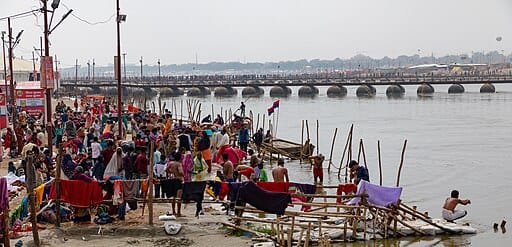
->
xmin=161 ymin=83 xmax=512 ymax=246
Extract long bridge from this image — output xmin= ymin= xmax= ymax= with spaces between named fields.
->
xmin=58 ymin=73 xmax=512 ymax=97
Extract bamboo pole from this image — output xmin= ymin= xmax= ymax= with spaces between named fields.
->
xmin=297 ymin=228 xmax=304 ymax=246
xmin=378 ymin=140 xmax=383 ymax=186
xmin=337 ymin=125 xmax=351 ymax=177
xmin=256 ymin=113 xmax=260 ymax=132
xmin=396 ymin=139 xmax=408 ymax=187
xmin=398 ymin=205 xmax=456 ymax=234
xmin=305 ymin=120 xmax=310 ymax=142
xmin=211 ymin=103 xmax=214 ymax=119
xmin=55 ymin=144 xmax=63 ymax=227
xmin=357 ymin=139 xmax=362 ymax=163
xmin=262 ymin=114 xmax=265 ymax=133
xmin=26 ymin=155 xmax=40 ymax=246
xmin=290 ymin=216 xmax=295 ymax=247
xmin=148 ymin=141 xmax=155 ymax=225
xmin=300 ymin=120 xmax=304 ymax=164
xmin=346 ymin=125 xmax=354 ymax=182
xmin=327 ymin=127 xmax=337 ymax=172
xmin=361 ymin=139 xmax=368 ymax=169
xmin=180 ymin=99 xmax=183 ymax=121
xmin=316 ymin=120 xmax=319 ymax=155
xmin=305 ymin=222 xmax=311 ymax=247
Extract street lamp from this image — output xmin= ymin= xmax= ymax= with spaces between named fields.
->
xmin=116 ymin=0 xmax=126 ymax=139
xmin=139 ymin=56 xmax=143 ymax=81
xmin=87 ymin=60 xmax=90 ymax=79
xmin=158 ymin=59 xmax=161 ymax=81
xmin=92 ymin=58 xmax=95 ymax=83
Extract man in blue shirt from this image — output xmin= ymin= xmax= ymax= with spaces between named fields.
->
xmin=349 ymin=160 xmax=369 ymax=185
xmin=238 ymin=124 xmax=250 ymax=153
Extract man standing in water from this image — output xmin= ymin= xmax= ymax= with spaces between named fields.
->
xmin=310 ymin=154 xmax=325 ymax=184
xmin=442 ymin=190 xmax=471 ymax=222
xmin=272 ymin=158 xmax=289 ymax=182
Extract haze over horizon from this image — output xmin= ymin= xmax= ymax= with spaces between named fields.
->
xmin=2 ymin=0 xmax=512 ymax=68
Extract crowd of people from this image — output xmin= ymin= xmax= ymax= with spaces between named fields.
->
xmin=1 ymin=97 xmax=288 ymax=221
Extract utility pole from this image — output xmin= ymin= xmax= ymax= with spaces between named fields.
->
xmin=122 ymin=53 xmax=127 ymax=79
xmin=31 ymin=51 xmax=37 ymax=74
xmin=8 ymin=19 xmax=16 ymax=128
xmin=43 ymin=0 xmax=53 ymax=157
xmin=39 ymin=37 xmax=43 ymax=56
xmin=116 ymin=0 xmax=124 ymax=139
xmin=75 ymin=59 xmax=78 ymax=88
xmin=1 ymin=31 xmax=7 ymax=92
xmin=139 ymin=56 xmax=143 ymax=81
xmin=54 ymin=55 xmax=59 ymax=89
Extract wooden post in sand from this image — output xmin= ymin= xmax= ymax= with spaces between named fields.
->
xmin=55 ymin=144 xmax=63 ymax=227
xmin=377 ymin=140 xmax=383 ymax=186
xmin=396 ymin=139 xmax=408 ymax=187
xmin=26 ymin=155 xmax=40 ymax=246
xmin=327 ymin=128 xmax=337 ymax=172
xmin=148 ymin=141 xmax=155 ymax=225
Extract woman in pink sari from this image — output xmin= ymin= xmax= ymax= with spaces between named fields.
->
xmin=181 ymin=149 xmax=193 ymax=182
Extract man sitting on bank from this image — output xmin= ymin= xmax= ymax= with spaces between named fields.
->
xmin=442 ymin=190 xmax=471 ymax=222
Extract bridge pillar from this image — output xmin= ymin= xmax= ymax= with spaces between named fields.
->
xmin=198 ymin=87 xmax=210 ymax=95
xmin=298 ymin=85 xmax=319 ymax=97
xmin=448 ymin=84 xmax=465 ymax=94
xmin=356 ymin=84 xmax=376 ymax=97
xmin=187 ymin=87 xmax=210 ymax=97
xmin=480 ymin=83 xmax=495 ymax=93
xmin=417 ymin=83 xmax=434 ymax=96
xmin=90 ymin=86 xmax=101 ymax=94
xmin=214 ymin=86 xmax=237 ymax=97
xmin=143 ymin=88 xmax=158 ymax=98
xmin=327 ymin=85 xmax=347 ymax=97
xmin=269 ymin=86 xmax=291 ymax=97
xmin=386 ymin=84 xmax=405 ymax=98
xmin=242 ymin=86 xmax=264 ymax=97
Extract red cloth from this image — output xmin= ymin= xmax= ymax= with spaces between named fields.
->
xmin=49 ymin=180 xmax=104 ymax=207
xmin=135 ymin=153 xmax=149 ymax=175
xmin=257 ymin=182 xmax=290 ymax=193
xmin=288 ymin=186 xmax=310 ymax=212
xmin=219 ymin=182 xmax=229 ymax=200
xmin=239 ymin=167 xmax=254 ymax=179
xmin=336 ymin=183 xmax=357 ymax=203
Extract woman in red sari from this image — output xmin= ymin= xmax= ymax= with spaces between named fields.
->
xmin=14 ymin=125 xmax=25 ymax=156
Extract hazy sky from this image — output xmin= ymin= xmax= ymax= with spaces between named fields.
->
xmin=2 ymin=0 xmax=512 ymax=67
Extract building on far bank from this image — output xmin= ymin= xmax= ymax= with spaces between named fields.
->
xmin=0 ymin=56 xmax=39 ymax=82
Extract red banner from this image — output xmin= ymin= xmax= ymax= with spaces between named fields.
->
xmin=0 ymin=93 xmax=7 ymax=128
xmin=40 ymin=56 xmax=55 ymax=88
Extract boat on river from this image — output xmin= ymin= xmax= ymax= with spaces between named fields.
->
xmin=260 ymin=138 xmax=314 ymax=160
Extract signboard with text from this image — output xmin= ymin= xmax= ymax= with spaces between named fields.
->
xmin=15 ymin=81 xmax=45 ymax=118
